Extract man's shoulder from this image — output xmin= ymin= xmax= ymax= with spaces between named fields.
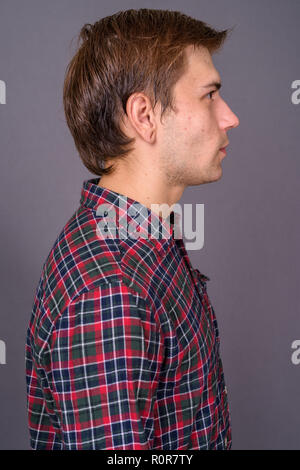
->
xmin=40 ymin=205 xmax=164 ymax=324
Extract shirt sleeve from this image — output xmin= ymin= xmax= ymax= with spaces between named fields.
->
xmin=44 ymin=281 xmax=164 ymax=449
xmin=26 ymin=326 xmax=64 ymax=450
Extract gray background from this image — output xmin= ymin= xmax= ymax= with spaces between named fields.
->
xmin=0 ymin=0 xmax=299 ymax=450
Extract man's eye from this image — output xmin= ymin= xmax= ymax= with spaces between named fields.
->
xmin=207 ymin=90 xmax=216 ymax=100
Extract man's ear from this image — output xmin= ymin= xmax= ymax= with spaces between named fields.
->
xmin=125 ymin=92 xmax=157 ymax=143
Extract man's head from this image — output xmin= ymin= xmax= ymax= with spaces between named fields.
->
xmin=63 ymin=8 xmax=239 ymax=188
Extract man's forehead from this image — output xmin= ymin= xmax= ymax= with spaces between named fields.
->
xmin=183 ymin=45 xmax=221 ymax=86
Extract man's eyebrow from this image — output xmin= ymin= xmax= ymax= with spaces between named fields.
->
xmin=201 ymin=81 xmax=222 ymax=90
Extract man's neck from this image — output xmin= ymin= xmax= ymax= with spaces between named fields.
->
xmin=98 ymin=173 xmax=184 ymax=219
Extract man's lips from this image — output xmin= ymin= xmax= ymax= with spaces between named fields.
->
xmin=219 ymin=142 xmax=229 ymax=155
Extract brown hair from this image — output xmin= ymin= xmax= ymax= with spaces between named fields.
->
xmin=63 ymin=8 xmax=231 ymax=176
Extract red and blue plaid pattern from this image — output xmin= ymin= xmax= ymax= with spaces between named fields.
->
xmin=25 ymin=178 xmax=232 ymax=449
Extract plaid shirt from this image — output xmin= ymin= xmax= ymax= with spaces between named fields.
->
xmin=25 ymin=177 xmax=232 ymax=450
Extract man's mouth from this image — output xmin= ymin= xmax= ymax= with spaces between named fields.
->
xmin=219 ymin=142 xmax=229 ymax=155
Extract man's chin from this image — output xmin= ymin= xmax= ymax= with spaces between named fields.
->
xmin=184 ymin=165 xmax=223 ymax=186
xmin=213 ymin=168 xmax=223 ymax=182
xmin=202 ymin=167 xmax=223 ymax=184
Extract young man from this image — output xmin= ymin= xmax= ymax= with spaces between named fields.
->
xmin=25 ymin=9 xmax=239 ymax=450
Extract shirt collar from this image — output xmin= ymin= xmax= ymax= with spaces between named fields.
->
xmin=79 ymin=178 xmax=183 ymax=255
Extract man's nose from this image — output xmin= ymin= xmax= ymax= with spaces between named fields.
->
xmin=229 ymin=109 xmax=240 ymax=129
xmin=221 ymin=100 xmax=240 ymax=130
